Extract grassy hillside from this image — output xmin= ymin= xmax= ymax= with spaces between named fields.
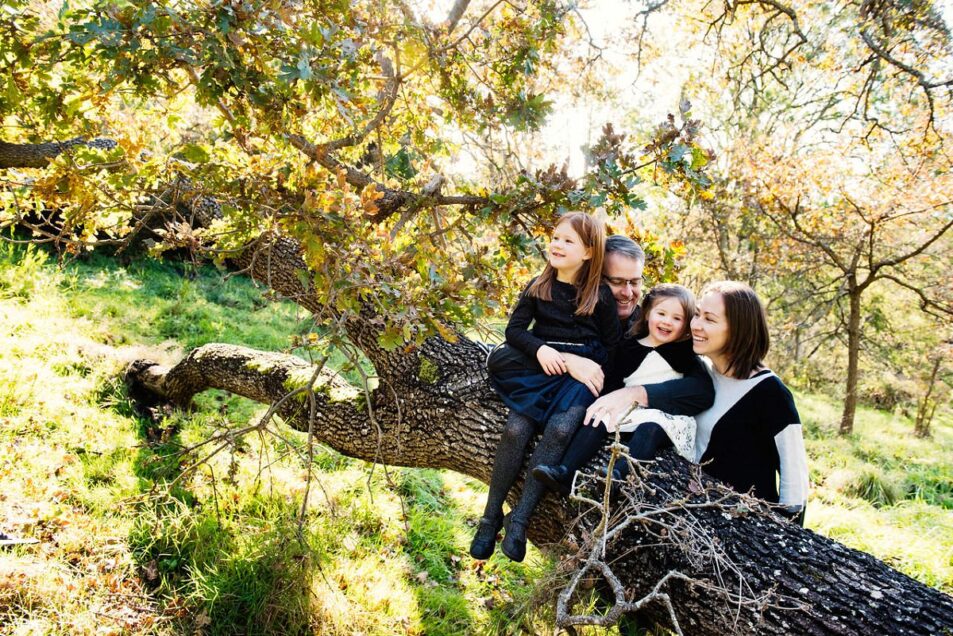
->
xmin=0 ymin=243 xmax=950 ymax=634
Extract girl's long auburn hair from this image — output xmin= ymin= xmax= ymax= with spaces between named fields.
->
xmin=526 ymin=212 xmax=606 ymax=316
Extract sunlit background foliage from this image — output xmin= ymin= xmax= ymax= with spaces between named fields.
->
xmin=1 ymin=0 xmax=952 ymax=632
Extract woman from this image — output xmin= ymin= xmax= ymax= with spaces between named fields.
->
xmin=586 ymin=280 xmax=809 ymax=522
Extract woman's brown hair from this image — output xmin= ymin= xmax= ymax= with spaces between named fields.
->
xmin=700 ymin=280 xmax=770 ymax=379
xmin=527 ymin=212 xmax=606 ymax=316
xmin=630 ymin=283 xmax=696 ymax=339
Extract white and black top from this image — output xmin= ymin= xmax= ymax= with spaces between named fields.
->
xmin=606 ymin=337 xmax=714 ymax=416
xmin=694 ymin=363 xmax=809 ymax=507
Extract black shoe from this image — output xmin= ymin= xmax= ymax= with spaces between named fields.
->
xmin=469 ymin=514 xmax=504 ymax=560
xmin=532 ymin=464 xmax=572 ymax=497
xmin=500 ymin=515 xmax=528 ymax=562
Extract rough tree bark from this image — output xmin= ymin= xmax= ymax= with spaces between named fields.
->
xmin=12 ymin=146 xmax=952 ymax=632
xmin=125 ymin=339 xmax=953 ymax=635
xmin=111 ymin=191 xmax=953 ymax=635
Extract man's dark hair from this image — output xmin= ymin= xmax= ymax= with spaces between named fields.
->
xmin=605 ymin=235 xmax=645 ymax=264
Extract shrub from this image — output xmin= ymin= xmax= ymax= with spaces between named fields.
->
xmin=842 ymin=466 xmax=904 ymax=507
xmin=859 ymin=371 xmax=917 ymax=411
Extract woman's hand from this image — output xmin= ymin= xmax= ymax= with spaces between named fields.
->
xmin=536 ymin=345 xmax=568 ymax=375
xmin=562 ymin=353 xmax=604 ymax=397
xmin=584 ymin=386 xmax=648 ymax=430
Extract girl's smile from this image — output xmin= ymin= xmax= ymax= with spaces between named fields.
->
xmin=548 ymin=220 xmax=592 ymax=282
xmin=643 ymin=297 xmax=687 ymax=346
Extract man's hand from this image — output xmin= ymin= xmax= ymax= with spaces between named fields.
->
xmin=584 ymin=386 xmax=649 ymax=430
xmin=536 ymin=345 xmax=568 ymax=375
xmin=562 ymin=353 xmax=604 ymax=397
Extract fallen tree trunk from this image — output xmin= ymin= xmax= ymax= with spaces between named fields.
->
xmin=126 ymin=339 xmax=953 ymax=635
xmin=15 ymin=136 xmax=953 ymax=632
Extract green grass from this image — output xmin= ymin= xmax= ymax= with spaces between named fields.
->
xmin=0 ymin=242 xmax=548 ymax=635
xmin=798 ymin=392 xmax=953 ymax=591
xmin=0 ymin=241 xmax=950 ymax=635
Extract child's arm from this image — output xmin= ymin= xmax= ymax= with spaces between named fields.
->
xmin=503 ymin=282 xmax=567 ymax=375
xmin=562 ymin=353 xmax=605 ymax=397
xmin=642 ymin=357 xmax=715 ymax=415
xmin=503 ymin=283 xmax=545 ymax=355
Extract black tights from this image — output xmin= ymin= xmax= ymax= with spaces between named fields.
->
xmin=482 ymin=407 xmax=585 ymax=522
xmin=616 ymin=422 xmax=672 ymax=478
xmin=557 ymin=421 xmax=673 ymax=478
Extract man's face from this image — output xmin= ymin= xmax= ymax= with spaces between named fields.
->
xmin=603 ymin=253 xmax=644 ymax=321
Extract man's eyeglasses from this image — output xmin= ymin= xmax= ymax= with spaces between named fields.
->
xmin=603 ymin=276 xmax=643 ymax=288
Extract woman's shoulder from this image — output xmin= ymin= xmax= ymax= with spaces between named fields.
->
xmin=747 ymin=371 xmax=799 ymax=416
xmin=750 ymin=369 xmax=789 ymax=391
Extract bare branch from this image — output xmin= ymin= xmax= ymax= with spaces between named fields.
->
xmin=879 ymin=273 xmax=953 ymax=318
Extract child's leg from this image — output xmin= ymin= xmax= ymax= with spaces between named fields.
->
xmin=532 ymin=422 xmax=609 ymax=496
xmin=561 ymin=423 xmax=610 ymax=473
xmin=471 ymin=410 xmax=536 ymax=559
xmin=480 ymin=410 xmax=536 ymax=519
xmin=501 ymin=406 xmax=584 ymax=561
xmin=615 ymin=422 xmax=673 ymax=478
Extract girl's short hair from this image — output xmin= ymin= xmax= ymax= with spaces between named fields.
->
xmin=700 ymin=281 xmax=770 ymax=379
xmin=527 ymin=212 xmax=606 ymax=316
xmin=630 ymin=283 xmax=695 ymax=339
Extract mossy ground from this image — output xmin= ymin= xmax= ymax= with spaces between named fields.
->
xmin=0 ymin=242 xmax=949 ymax=634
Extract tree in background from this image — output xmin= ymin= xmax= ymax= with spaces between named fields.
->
xmin=629 ymin=0 xmax=953 ymax=434
xmin=3 ymin=0 xmax=953 ymax=632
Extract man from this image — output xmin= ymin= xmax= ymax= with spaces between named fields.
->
xmin=563 ymin=235 xmax=713 ymax=426
xmin=531 ymin=234 xmax=714 ymax=500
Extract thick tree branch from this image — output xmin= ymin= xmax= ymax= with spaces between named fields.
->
xmin=872 ymin=212 xmax=953 ymax=272
xmin=859 ymin=29 xmax=953 ymax=91
xmin=286 ymin=133 xmax=486 ymax=222
xmin=443 ymin=0 xmax=472 ymax=34
xmin=321 ymin=50 xmax=401 ymax=153
xmin=878 ymin=273 xmax=953 ymax=318
xmin=124 ymin=340 xmax=953 ymax=635
xmin=0 ymin=138 xmax=117 ymax=169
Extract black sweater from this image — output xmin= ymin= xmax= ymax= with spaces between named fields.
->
xmin=504 ymin=279 xmax=621 ymax=359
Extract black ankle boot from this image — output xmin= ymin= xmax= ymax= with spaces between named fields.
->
xmin=532 ymin=464 xmax=572 ymax=497
xmin=469 ymin=514 xmax=504 ymax=560
xmin=500 ymin=515 xmax=528 ymax=562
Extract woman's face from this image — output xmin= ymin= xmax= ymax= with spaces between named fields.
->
xmin=691 ymin=291 xmax=730 ymax=358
